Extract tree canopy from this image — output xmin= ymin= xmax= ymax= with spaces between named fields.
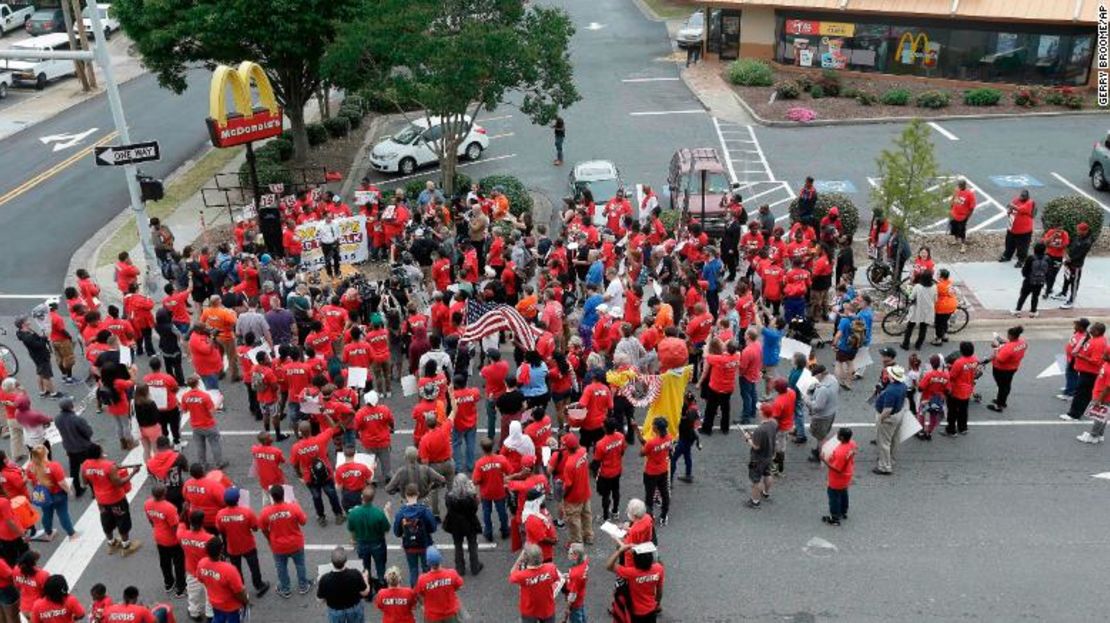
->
xmin=871 ymin=118 xmax=948 ymax=236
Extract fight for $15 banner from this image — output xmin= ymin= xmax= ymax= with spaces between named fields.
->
xmin=296 ymin=216 xmax=369 ymax=269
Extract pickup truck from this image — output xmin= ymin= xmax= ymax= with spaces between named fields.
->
xmin=0 ymin=3 xmax=35 ymax=36
xmin=78 ymin=3 xmax=118 ymax=40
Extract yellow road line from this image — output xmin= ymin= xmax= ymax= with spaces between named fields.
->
xmin=0 ymin=131 xmax=120 ymax=208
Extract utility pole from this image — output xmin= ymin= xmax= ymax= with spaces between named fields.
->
xmin=88 ymin=6 xmax=158 ymax=297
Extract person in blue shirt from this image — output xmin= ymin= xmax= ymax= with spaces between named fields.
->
xmin=856 ymin=294 xmax=874 ymax=346
xmin=872 ymin=365 xmax=908 ymax=475
xmin=701 ymin=247 xmax=724 ymax=317
xmin=761 ymin=316 xmax=787 ymax=395
xmin=579 ymin=285 xmax=604 ymax=349
xmin=585 ymin=251 xmax=605 ymax=289
xmin=519 ymin=350 xmax=550 ymax=410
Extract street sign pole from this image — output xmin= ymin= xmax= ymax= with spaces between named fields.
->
xmin=88 ymin=8 xmax=160 ymax=298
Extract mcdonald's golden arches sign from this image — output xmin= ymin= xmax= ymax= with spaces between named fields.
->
xmin=206 ymin=62 xmax=284 ymax=148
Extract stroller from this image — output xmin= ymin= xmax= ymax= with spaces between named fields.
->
xmin=788 ymin=316 xmax=827 ymax=349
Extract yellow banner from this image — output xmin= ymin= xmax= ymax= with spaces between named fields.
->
xmin=819 ymin=22 xmax=855 ymax=37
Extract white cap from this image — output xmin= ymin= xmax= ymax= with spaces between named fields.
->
xmin=364 ymin=390 xmax=380 ymax=406
xmin=608 ymin=305 xmax=623 ymax=318
xmin=597 ymin=303 xmax=609 ymax=314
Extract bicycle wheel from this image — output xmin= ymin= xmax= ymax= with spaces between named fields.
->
xmin=881 ymin=308 xmax=909 ymax=337
xmin=0 ymin=343 xmax=18 ymax=376
xmin=867 ymin=262 xmax=894 ymax=292
xmin=948 ymin=306 xmax=970 ymax=334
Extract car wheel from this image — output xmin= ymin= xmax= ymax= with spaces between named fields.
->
xmin=465 ymin=142 xmax=483 ymax=161
xmin=398 ymin=157 xmax=417 ymax=176
xmin=1092 ymin=164 xmax=1107 ymax=191
xmin=35 ymin=73 xmax=47 ymax=90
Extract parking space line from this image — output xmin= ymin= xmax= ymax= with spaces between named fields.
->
xmin=1050 ymin=172 xmax=1110 ymax=214
xmin=769 ymin=196 xmax=793 ymax=208
xmin=487 ymin=133 xmax=514 ymax=140
xmin=927 ymin=121 xmax=960 ymax=141
xmin=711 ymin=116 xmax=738 ymax=182
xmin=478 ymin=115 xmax=513 ymax=122
xmin=621 ymin=77 xmax=680 ymax=82
xmin=384 ymin=153 xmax=518 ymax=184
xmin=969 ymin=210 xmax=1010 ymax=232
xmin=306 ymin=543 xmax=500 ymax=552
xmin=743 ymin=185 xmax=786 ymax=203
xmin=745 ymin=125 xmax=778 ymax=183
xmin=629 ymin=109 xmax=706 ymax=116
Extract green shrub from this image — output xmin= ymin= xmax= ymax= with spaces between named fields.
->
xmin=774 ymin=80 xmax=801 ymax=100
xmin=1013 ymin=88 xmax=1039 ymax=107
xmin=238 ymin=157 xmax=292 ymax=190
xmin=1042 ymin=195 xmax=1103 ymax=244
xmin=338 ymin=105 xmax=363 ymax=130
xmin=787 ymin=191 xmax=859 ymax=237
xmin=398 ymin=172 xmax=474 ymax=200
xmin=963 ymin=87 xmax=1002 ymax=106
xmin=659 ymin=208 xmax=682 ymax=233
xmin=840 ymin=87 xmax=860 ymax=99
xmin=252 ymin=142 xmax=282 ymax=163
xmin=323 ymin=116 xmax=351 ymax=139
xmin=855 ymin=90 xmax=879 ymax=106
xmin=809 ymin=85 xmax=825 ymax=99
xmin=267 ymin=137 xmax=294 ymax=162
xmin=479 ymin=174 xmax=533 ymax=217
xmin=727 ymin=59 xmax=773 ymax=87
xmin=795 ymin=74 xmax=814 ymax=93
xmin=816 ymin=69 xmax=841 ymax=97
xmin=880 ymin=88 xmax=911 ymax=106
xmin=915 ymin=90 xmax=951 ymax=109
xmin=306 ymin=123 xmax=329 ymax=147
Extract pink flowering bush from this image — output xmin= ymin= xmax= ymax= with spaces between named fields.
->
xmin=785 ymin=106 xmax=817 ymax=123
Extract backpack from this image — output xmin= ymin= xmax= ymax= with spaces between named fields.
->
xmin=309 ymin=457 xmax=330 ymax=486
xmin=1029 ymin=256 xmax=1048 ymax=287
xmin=848 ymin=318 xmax=866 ymax=350
xmin=400 ymin=512 xmax=428 ymax=551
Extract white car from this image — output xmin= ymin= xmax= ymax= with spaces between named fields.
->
xmin=0 ymin=3 xmax=34 ymax=35
xmin=77 ymin=3 xmax=118 ymax=40
xmin=369 ymin=115 xmax=489 ymax=175
xmin=569 ymin=160 xmax=626 ymax=227
xmin=3 ymin=33 xmax=77 ymax=89
xmin=675 ymin=11 xmax=705 ymax=49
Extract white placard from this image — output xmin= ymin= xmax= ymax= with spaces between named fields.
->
xmin=283 ymin=484 xmax=296 ymax=503
xmin=150 ymin=387 xmax=169 ymax=410
xmin=541 ymin=446 xmax=552 ymax=466
xmin=336 ymin=451 xmax=377 ymax=472
xmin=779 ymin=337 xmax=811 ymax=361
xmin=600 ymin=521 xmax=626 ymax=542
xmin=898 ymin=412 xmax=923 ymax=443
xmin=44 ymin=426 xmax=62 ymax=447
xmin=795 ymin=368 xmax=816 ymax=395
xmin=239 ymin=489 xmax=252 ymax=509
xmin=301 ymin=397 xmax=321 ymax=415
xmin=354 ymin=190 xmax=378 ymax=206
xmin=347 ymin=367 xmax=369 ymax=388
xmin=401 ymin=375 xmax=418 ymax=397
xmin=119 ymin=347 xmax=132 ymax=367
xmin=820 ymin=437 xmax=840 ymax=461
xmin=247 ymin=346 xmax=267 ymax=366
xmin=853 ymin=348 xmax=873 ymax=370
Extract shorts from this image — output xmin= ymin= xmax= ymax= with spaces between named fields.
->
xmin=748 ymin=460 xmax=772 ymax=484
xmin=141 ymin=424 xmax=162 ymax=442
xmin=260 ymin=401 xmax=279 ymax=420
xmin=835 ymin=349 xmax=856 ymax=363
xmin=949 ymin=218 xmax=967 ymax=239
xmin=52 ymin=339 xmax=75 ymax=369
xmin=99 ymin=499 xmax=133 ymax=536
xmin=33 ymin=358 xmax=53 ymax=380
xmin=551 ymin=389 xmax=573 ymax=403
xmin=810 ymin=417 xmax=834 ymax=441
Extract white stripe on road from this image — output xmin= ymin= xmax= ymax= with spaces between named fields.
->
xmin=478 ymin=115 xmax=513 ymax=122
xmin=487 ymin=133 xmax=514 ymax=140
xmin=628 ymin=109 xmax=706 ymax=116
xmin=384 ymin=154 xmax=519 ymax=184
xmin=731 ymin=419 xmax=1086 ymax=430
xmin=621 ymin=77 xmax=680 ymax=82
xmin=742 ymin=185 xmax=787 ymax=203
xmin=712 ymin=116 xmax=738 ymax=182
xmin=306 ymin=543 xmax=500 ymax=552
xmin=968 ymin=209 xmax=1010 ymax=233
xmin=769 ymin=196 xmax=794 ymax=208
xmin=0 ymin=294 xmax=57 ymax=299
xmin=746 ymin=126 xmax=780 ymax=184
xmin=927 ymin=121 xmax=960 ymax=141
xmin=184 ymin=429 xmax=418 ymax=436
xmin=1050 ymin=172 xmax=1110 ymax=214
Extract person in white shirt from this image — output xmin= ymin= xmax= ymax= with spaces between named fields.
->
xmin=316 ymin=214 xmax=341 ymax=277
xmin=604 ymin=267 xmax=625 ymax=311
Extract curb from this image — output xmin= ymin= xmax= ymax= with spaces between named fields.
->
xmin=728 ymin=88 xmax=1110 ymax=128
xmin=629 ymin=0 xmax=666 ymax=22
xmin=338 ymin=115 xmax=390 ymax=201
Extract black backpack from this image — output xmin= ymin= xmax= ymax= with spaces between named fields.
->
xmin=309 ymin=457 xmax=330 ymax=486
xmin=400 ymin=512 xmax=428 ymax=551
xmin=1029 ymin=257 xmax=1048 ymax=287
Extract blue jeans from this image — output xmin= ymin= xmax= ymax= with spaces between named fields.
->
xmin=212 ymin=609 xmax=241 ymax=623
xmin=739 ymin=379 xmax=757 ymax=423
xmin=452 ymin=428 xmax=477 ymax=473
xmin=309 ymin=479 xmax=344 ymax=519
xmin=568 ymin=606 xmax=587 ymax=623
xmin=39 ymin=490 xmax=75 ymax=536
xmin=793 ymin=400 xmax=807 ymax=441
xmin=327 ymin=604 xmax=364 ymax=623
xmin=273 ymin=550 xmax=310 ymax=593
xmin=356 ymin=540 xmax=387 ymax=581
xmin=200 ymin=374 xmax=220 ymax=391
xmin=173 ymin=322 xmax=191 ymax=337
xmin=670 ymin=437 xmax=693 ymax=479
xmin=404 ymin=550 xmax=428 ymax=587
xmin=827 ymin=486 xmax=849 ymax=520
xmin=485 ymin=400 xmax=498 ymax=440
xmin=1064 ymin=361 xmax=1079 ymax=396
xmin=481 ymin=498 xmax=509 ymax=539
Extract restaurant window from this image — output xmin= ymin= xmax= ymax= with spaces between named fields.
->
xmin=774 ymin=14 xmax=1094 ymax=85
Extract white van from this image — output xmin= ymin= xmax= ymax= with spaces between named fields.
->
xmin=4 ymin=33 xmax=78 ymax=90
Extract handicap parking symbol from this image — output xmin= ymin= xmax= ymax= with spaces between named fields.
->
xmin=989 ymin=174 xmax=1043 ymax=188
xmin=814 ymin=180 xmax=857 ymax=194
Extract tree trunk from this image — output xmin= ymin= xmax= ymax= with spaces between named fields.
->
xmin=60 ymin=0 xmax=89 ymax=92
xmin=441 ymin=143 xmax=459 ymax=196
xmin=287 ymin=104 xmax=310 ymax=163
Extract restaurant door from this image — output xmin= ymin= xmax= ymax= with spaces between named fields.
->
xmin=716 ymin=10 xmax=741 ymax=60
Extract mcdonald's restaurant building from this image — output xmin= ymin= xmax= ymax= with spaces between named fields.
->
xmin=693 ymin=0 xmax=1099 ymax=86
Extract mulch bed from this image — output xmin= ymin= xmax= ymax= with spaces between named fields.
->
xmin=730 ymin=68 xmax=1098 ymax=123
xmin=852 ymin=230 xmax=1110 ymax=268
xmin=302 ymin=127 xmax=367 ymax=180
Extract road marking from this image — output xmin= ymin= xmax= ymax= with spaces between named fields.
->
xmin=740 ymin=185 xmax=785 ymax=203
xmin=729 ymin=419 xmax=1086 ymax=431
xmin=478 ymin=115 xmax=513 ymax=123
xmin=39 ymin=128 xmax=99 ymax=151
xmin=384 ymin=153 xmax=518 ymax=184
xmin=185 ymin=429 xmax=418 ymax=436
xmin=585 ymin=22 xmax=605 ymax=30
xmin=927 ymin=121 xmax=959 ymax=141
xmin=1050 ymin=172 xmax=1110 ymax=214
xmin=0 ymin=293 xmax=59 ymax=299
xmin=487 ymin=132 xmax=514 ymax=140
xmin=621 ymin=77 xmax=680 ymax=83
xmin=306 ymin=543 xmax=499 ymax=552
xmin=628 ymin=109 xmax=706 ymax=116
xmin=769 ymin=196 xmax=794 ymax=208
xmin=711 ymin=117 xmax=738 ymax=182
xmin=745 ymin=125 xmax=779 ymax=184
xmin=989 ymin=174 xmax=1044 ymax=188
xmin=0 ymin=130 xmax=119 ymax=209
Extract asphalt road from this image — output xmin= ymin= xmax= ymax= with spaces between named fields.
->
xmin=0 ymin=69 xmax=210 ymax=310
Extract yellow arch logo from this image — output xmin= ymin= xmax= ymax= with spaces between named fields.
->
xmin=206 ymin=61 xmax=283 ymax=148
xmin=897 ymin=32 xmax=930 ymax=65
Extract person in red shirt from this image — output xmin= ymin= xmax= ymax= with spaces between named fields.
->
xmin=250 ymin=432 xmax=287 ymax=506
xmin=196 ymin=538 xmax=249 ymax=621
xmin=123 ymin=284 xmax=156 ymax=356
xmin=637 ymin=418 xmax=672 ymax=524
xmin=987 ymin=326 xmax=1027 ymax=413
xmin=215 ymin=488 xmax=269 ymax=597
xmin=1064 ymin=322 xmax=1108 ymax=422
xmin=700 ymin=339 xmax=741 ymax=434
xmin=366 ymin=319 xmax=392 ymax=398
xmin=414 ymin=547 xmax=463 ymax=622
xmin=183 ymin=463 xmax=226 ymax=531
xmin=290 ymin=422 xmax=345 ymax=526
xmin=161 ymin=283 xmax=193 ymax=334
xmin=1000 ymin=189 xmax=1036 ymax=265
xmin=559 ymin=433 xmax=593 ymax=545
xmin=759 ymin=256 xmax=785 ymax=316
xmin=471 ymin=439 xmax=510 ymax=542
xmin=144 ymin=483 xmax=186 ymax=597
xmin=260 ymin=484 xmax=311 ymax=597
xmin=181 ymin=377 xmax=225 ymax=469
xmin=508 ymin=545 xmax=559 ymax=622
xmin=606 ymin=541 xmax=665 ymax=621
xmin=575 ymin=376 xmax=612 ymax=450
xmin=946 ymin=341 xmax=980 ymax=435
xmin=102 ymin=588 xmax=154 ymax=623
xmin=949 ymin=179 xmax=976 ymax=252
xmin=450 ymin=377 xmax=480 ymax=473
xmin=249 ymin=353 xmax=285 ymax=441
xmin=916 ymin=355 xmax=949 ymax=440
xmin=417 ymin=415 xmax=454 ymax=519
xmin=81 ymin=444 xmax=141 ymax=554
xmin=177 ymin=510 xmax=214 ymax=619
xmin=593 ymin=419 xmax=626 ymax=522
xmin=334 ymin=447 xmax=373 ymax=512
xmin=480 ymin=351 xmax=509 ymax=440
xmin=354 ymin=391 xmax=393 ymax=486
xmin=30 ymin=574 xmax=85 ymax=623
xmin=143 ymin=359 xmax=181 ymax=446
xmin=768 ymin=377 xmax=796 ymax=474
xmin=113 ymin=252 xmax=141 ymax=295
xmin=374 ymin=566 xmax=417 ymax=623
xmin=821 ymin=427 xmax=857 ymax=525
xmin=14 ymin=552 xmax=48 ymax=619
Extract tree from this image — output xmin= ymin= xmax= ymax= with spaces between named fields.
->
xmin=323 ymin=0 xmax=580 ymax=194
xmin=114 ymin=0 xmax=364 ymax=160
xmin=871 ymin=118 xmax=948 ymax=236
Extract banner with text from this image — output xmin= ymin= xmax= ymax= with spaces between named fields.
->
xmin=296 ymin=216 xmax=369 ymax=269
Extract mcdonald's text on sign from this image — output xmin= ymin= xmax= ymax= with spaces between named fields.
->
xmin=206 ymin=62 xmax=284 ymax=149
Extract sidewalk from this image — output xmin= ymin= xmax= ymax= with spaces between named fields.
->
xmin=680 ymin=58 xmax=753 ymax=125
xmin=948 ymin=258 xmax=1110 ymax=317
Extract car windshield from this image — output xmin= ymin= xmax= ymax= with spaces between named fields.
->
xmin=391 ymin=124 xmax=422 ymax=145
xmin=706 ymin=172 xmax=731 ymax=193
xmin=578 ymin=178 xmax=619 ymax=203
xmin=686 ymin=13 xmax=703 ymax=28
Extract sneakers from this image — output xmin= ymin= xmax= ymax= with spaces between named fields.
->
xmin=1010 ymin=310 xmax=1021 ymax=317
xmin=1030 ymin=312 xmax=1040 ymax=318
xmin=255 ymin=581 xmax=271 ymax=597
xmin=744 ymin=499 xmax=761 ymax=509
xmin=821 ymin=515 xmax=841 ymax=526
xmin=118 ymin=540 xmax=142 ymax=556
xmin=297 ymin=578 xmax=315 ymax=595
xmin=1056 ymin=393 xmax=1073 ymax=401
xmin=317 ymin=516 xmax=328 ymax=527
xmin=1060 ymin=413 xmax=1079 ymax=421
xmin=658 ymin=515 xmax=669 ymax=526
xmin=1077 ymin=432 xmax=1094 ymax=443
xmin=335 ymin=514 xmax=347 ymax=525
xmin=1059 ymin=301 xmax=1074 ymax=310
xmin=276 ymin=589 xmax=292 ymax=599
xmin=871 ymin=468 xmax=892 ymax=475
xmin=986 ymin=403 xmax=1004 ymax=413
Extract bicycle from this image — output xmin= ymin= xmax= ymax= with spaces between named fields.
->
xmin=882 ymin=299 xmax=970 ymax=337
xmin=0 ymin=327 xmax=19 ymax=376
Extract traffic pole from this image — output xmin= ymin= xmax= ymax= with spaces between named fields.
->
xmin=88 ymin=7 xmax=160 ymax=298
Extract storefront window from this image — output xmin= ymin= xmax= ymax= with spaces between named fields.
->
xmin=775 ymin=13 xmax=1094 ymax=85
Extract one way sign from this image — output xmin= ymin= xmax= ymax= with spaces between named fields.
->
xmin=94 ymin=141 xmax=161 ymax=166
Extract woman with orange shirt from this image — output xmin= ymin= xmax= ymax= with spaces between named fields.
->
xmin=931 ymin=268 xmax=958 ymax=346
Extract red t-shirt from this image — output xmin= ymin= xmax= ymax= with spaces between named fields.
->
xmin=1093 ymin=361 xmax=1110 ymax=401
xmin=283 ymin=362 xmax=312 ymax=403
xmin=686 ymin=313 xmax=713 ymax=344
xmin=103 ymin=604 xmax=154 ymax=623
xmin=355 ymin=405 xmax=393 ymax=448
xmin=144 ymin=498 xmax=180 ymax=547
xmin=588 ymin=429 xmax=623 ymax=476
xmin=1009 ymin=197 xmax=1035 ymax=235
xmin=480 ymin=361 xmax=509 ymax=398
xmin=993 ymin=339 xmax=1027 ymax=372
xmin=183 ymin=476 xmax=226 ymax=527
xmin=760 ymin=263 xmax=784 ymax=301
xmin=509 ymin=563 xmax=559 ymax=619
xmin=705 ymin=353 xmax=740 ymax=394
xmin=374 ymin=586 xmax=417 ymax=623
xmin=642 ymin=435 xmax=673 ymax=476
xmin=181 ymin=389 xmax=216 ymax=429
xmin=561 ymin=448 xmax=591 ymax=504
xmin=950 ymin=189 xmax=976 ymax=221
xmin=949 ymin=355 xmax=980 ymax=400
xmin=30 ymin=594 xmax=85 ymax=623
xmin=414 ymin=568 xmax=464 ymax=620
xmin=143 ymin=372 xmax=179 ymax=410
xmin=162 ymin=291 xmax=192 ymax=324
xmin=524 ymin=514 xmax=557 ymax=561
xmin=260 ymin=502 xmax=307 ymax=555
xmin=342 ymin=341 xmax=372 ymax=369
xmin=335 ymin=461 xmax=372 ymax=492
xmin=367 ymin=329 xmax=391 ymax=363
xmin=290 ymin=428 xmax=336 ymax=482
xmin=578 ymin=383 xmax=613 ymax=431
xmin=251 ymin=444 xmax=286 ymax=489
xmin=472 ymin=454 xmax=510 ymax=500
xmin=418 ymin=426 xmax=452 ymax=464
xmin=771 ymin=390 xmax=796 ymax=433
xmin=178 ymin=526 xmax=212 ymax=575
xmin=452 ymin=387 xmax=480 ymax=431
xmin=826 ymin=440 xmax=857 ymax=489
xmin=216 ymin=506 xmax=259 ymax=555
xmin=106 ymin=379 xmax=134 ymax=417
xmin=196 ymin=558 xmax=245 ymax=612
xmin=82 ymin=458 xmax=128 ymax=506
xmin=616 ymin=564 xmax=665 ymax=616
xmin=1075 ymin=336 xmax=1107 ymax=375
xmin=565 ymin=561 xmax=589 ymax=608
xmin=15 ymin=567 xmax=49 ymax=613
xmin=918 ymin=369 xmax=950 ymax=402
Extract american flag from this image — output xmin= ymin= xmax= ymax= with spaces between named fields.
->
xmin=460 ymin=299 xmax=544 ymax=351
